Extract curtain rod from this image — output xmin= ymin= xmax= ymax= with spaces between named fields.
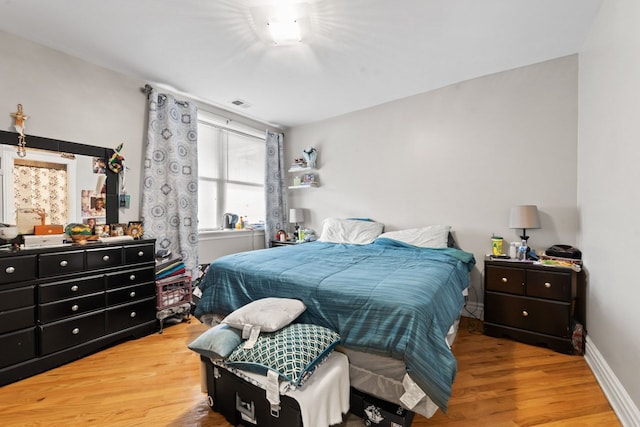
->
xmin=141 ymin=84 xmax=265 ymax=141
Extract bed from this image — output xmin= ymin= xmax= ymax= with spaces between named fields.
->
xmin=194 ymin=220 xmax=475 ymax=416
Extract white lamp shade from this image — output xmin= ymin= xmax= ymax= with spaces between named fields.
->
xmin=289 ymin=208 xmax=304 ymax=223
xmin=509 ymin=205 xmax=541 ymax=229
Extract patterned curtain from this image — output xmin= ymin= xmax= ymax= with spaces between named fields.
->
xmin=142 ymin=90 xmax=199 ymax=277
xmin=13 ymin=164 xmax=67 ymax=224
xmin=264 ymin=130 xmax=287 ymax=247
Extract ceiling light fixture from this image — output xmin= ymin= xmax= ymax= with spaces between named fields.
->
xmin=268 ymin=19 xmax=301 ymax=44
xmin=249 ymin=2 xmax=309 ymax=46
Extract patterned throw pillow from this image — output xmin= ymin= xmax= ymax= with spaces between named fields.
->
xmin=225 ymin=323 xmax=340 ymax=386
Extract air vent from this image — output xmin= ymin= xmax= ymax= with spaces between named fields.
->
xmin=230 ymin=99 xmax=251 ymax=109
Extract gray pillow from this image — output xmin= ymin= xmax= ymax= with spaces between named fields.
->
xmin=188 ymin=324 xmax=243 ymax=359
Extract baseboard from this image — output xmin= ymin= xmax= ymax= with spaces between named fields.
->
xmin=585 ymin=338 xmax=640 ymax=426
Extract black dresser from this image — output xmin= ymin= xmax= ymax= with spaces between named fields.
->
xmin=483 ymin=258 xmax=585 ymax=354
xmin=0 ymin=239 xmax=156 ymax=386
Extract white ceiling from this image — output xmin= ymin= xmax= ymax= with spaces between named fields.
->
xmin=0 ymin=0 xmax=601 ymax=129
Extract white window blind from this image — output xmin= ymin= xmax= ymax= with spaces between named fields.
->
xmin=197 ymin=112 xmax=265 ymax=230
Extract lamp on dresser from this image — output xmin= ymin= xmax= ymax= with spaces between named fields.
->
xmin=509 ymin=205 xmax=541 ymax=253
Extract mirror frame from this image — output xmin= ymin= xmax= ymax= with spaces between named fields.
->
xmin=0 ymin=130 xmax=119 ymax=225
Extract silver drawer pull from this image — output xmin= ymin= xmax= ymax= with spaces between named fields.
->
xmin=72 ymin=328 xmax=80 ymax=335
xmin=102 ymin=255 xmax=110 ymax=262
xmin=130 ymin=311 xmax=137 ymax=318
xmin=544 ymin=282 xmax=552 ymax=288
xmin=138 ymin=251 xmax=144 ymax=257
xmin=71 ymin=285 xmax=79 ymax=292
xmin=522 ymin=310 xmax=529 ymax=317
xmin=5 ymin=266 xmax=15 ymax=274
xmin=60 ymin=260 xmax=68 ymax=267
xmin=129 ymin=274 xmax=136 ymax=281
xmin=71 ymin=304 xmax=79 ymax=312
xmin=501 ymin=277 xmax=508 ymax=283
xmin=129 ymin=291 xmax=136 ymax=298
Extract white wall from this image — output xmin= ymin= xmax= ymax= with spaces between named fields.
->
xmin=286 ymin=56 xmax=580 ymax=305
xmin=0 ymin=30 xmax=268 ymax=262
xmin=0 ymin=30 xmax=146 ymax=224
xmin=578 ymin=0 xmax=640 ymax=418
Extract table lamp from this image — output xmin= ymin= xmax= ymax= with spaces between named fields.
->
xmin=508 ymin=205 xmax=541 ymax=246
xmin=289 ymin=208 xmax=304 ymax=241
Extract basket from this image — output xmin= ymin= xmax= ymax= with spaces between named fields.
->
xmin=156 ymin=276 xmax=192 ymax=310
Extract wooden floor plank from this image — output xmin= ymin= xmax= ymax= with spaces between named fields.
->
xmin=0 ymin=318 xmax=620 ymax=426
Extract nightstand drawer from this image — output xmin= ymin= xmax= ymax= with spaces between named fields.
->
xmin=485 ymin=265 xmax=524 ymax=295
xmin=485 ymin=293 xmax=572 ymax=337
xmin=526 ymin=270 xmax=572 ymax=301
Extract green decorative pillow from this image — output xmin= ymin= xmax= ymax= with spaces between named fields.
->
xmin=225 ymin=323 xmax=340 ymax=386
xmin=188 ymin=324 xmax=243 ymax=360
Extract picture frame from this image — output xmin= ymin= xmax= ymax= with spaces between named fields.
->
xmin=126 ymin=221 xmax=144 ymax=239
xmin=110 ymin=223 xmax=127 ymax=237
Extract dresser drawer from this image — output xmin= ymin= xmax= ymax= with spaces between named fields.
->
xmin=0 ymin=328 xmax=36 ymax=369
xmin=485 ymin=265 xmax=524 ymax=295
xmin=106 ymin=268 xmax=155 ymax=290
xmin=39 ymin=251 xmax=85 ymax=277
xmin=526 ymin=270 xmax=573 ymax=301
xmin=0 ymin=255 xmax=37 ymax=285
xmin=39 ymin=311 xmax=106 ymax=356
xmin=106 ymin=297 xmax=156 ymax=334
xmin=0 ymin=305 xmax=35 ymax=334
xmin=86 ymin=247 xmax=123 ymax=270
xmin=124 ymin=243 xmax=155 ymax=264
xmin=39 ymin=292 xmax=105 ymax=323
xmin=0 ymin=285 xmax=34 ymax=311
xmin=485 ymin=293 xmax=572 ymax=338
xmin=107 ymin=282 xmax=156 ymax=306
xmin=39 ymin=276 xmax=105 ymax=304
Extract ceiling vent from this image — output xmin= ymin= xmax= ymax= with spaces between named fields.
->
xmin=230 ymin=99 xmax=251 ymax=109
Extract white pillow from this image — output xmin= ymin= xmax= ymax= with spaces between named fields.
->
xmin=318 ymin=218 xmax=384 ymax=244
xmin=378 ymin=225 xmax=451 ymax=248
xmin=222 ymin=297 xmax=306 ymax=333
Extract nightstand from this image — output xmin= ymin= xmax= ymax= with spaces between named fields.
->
xmin=483 ymin=258 xmax=585 ymax=354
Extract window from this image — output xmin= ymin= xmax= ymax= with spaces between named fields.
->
xmin=197 ymin=115 xmax=265 ymax=230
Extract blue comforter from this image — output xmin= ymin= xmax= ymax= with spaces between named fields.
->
xmin=195 ymin=239 xmax=475 ymax=411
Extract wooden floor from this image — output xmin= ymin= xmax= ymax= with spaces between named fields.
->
xmin=0 ymin=318 xmax=619 ymax=427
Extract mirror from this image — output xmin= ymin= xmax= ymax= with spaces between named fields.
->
xmin=0 ymin=130 xmax=118 ymax=228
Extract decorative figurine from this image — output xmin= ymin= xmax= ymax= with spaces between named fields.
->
xmin=302 ymin=147 xmax=317 ymax=168
xmin=10 ymin=104 xmax=28 ymax=157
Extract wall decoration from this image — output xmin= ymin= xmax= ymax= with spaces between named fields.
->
xmin=10 ymin=104 xmax=28 ymax=157
xmin=108 ymin=143 xmax=125 ymax=173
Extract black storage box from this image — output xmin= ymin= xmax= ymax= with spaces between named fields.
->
xmin=203 ymin=356 xmax=302 ymax=427
xmin=350 ymin=387 xmax=415 ymax=427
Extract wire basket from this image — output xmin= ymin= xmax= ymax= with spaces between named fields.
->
xmin=156 ymin=276 xmax=192 ymax=310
